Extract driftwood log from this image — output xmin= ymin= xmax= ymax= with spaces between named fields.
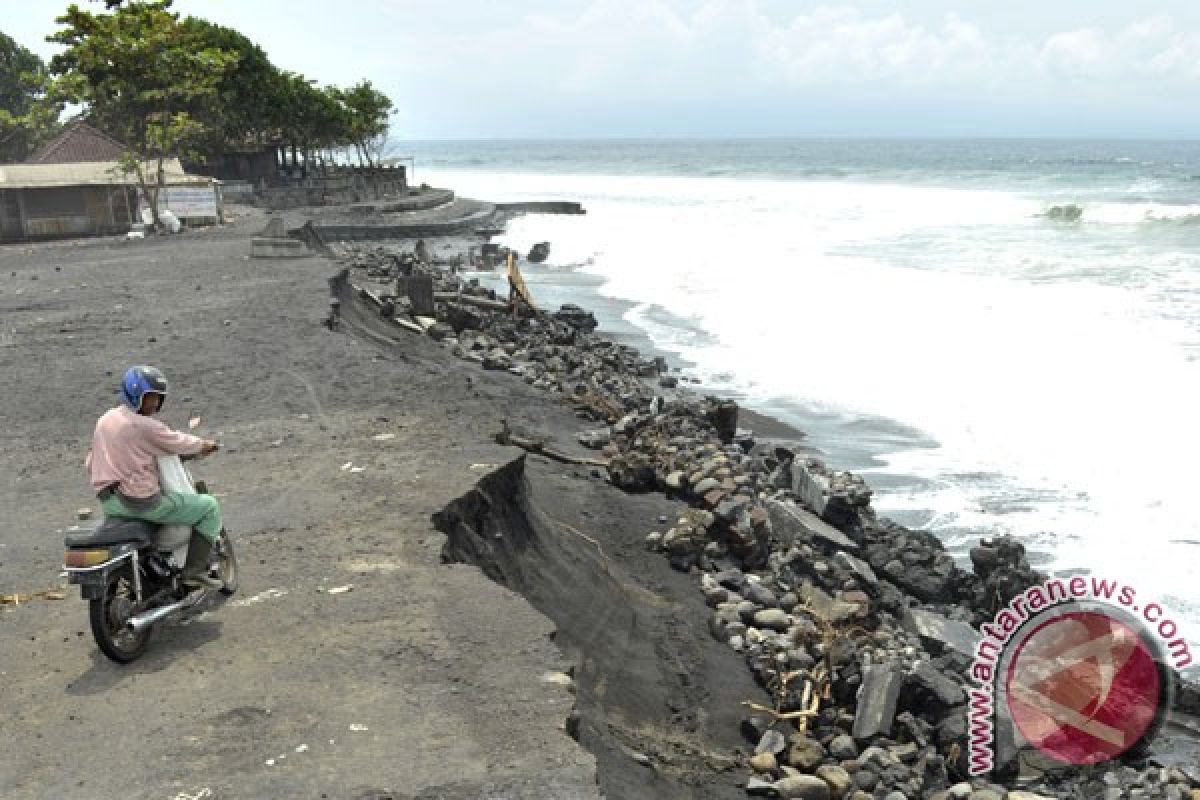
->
xmin=570 ymin=390 xmax=623 ymax=423
xmin=494 ymin=421 xmax=608 ymax=467
xmin=358 ymin=284 xmax=514 ymax=314
xmin=434 ymin=292 xmax=511 ymax=312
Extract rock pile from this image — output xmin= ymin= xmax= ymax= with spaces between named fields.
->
xmin=336 ymin=241 xmax=509 ymax=277
xmin=337 ymin=253 xmax=1200 ymax=800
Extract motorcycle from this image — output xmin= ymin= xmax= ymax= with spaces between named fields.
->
xmin=62 ymin=453 xmax=239 ymax=663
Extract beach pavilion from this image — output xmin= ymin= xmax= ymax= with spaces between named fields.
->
xmin=0 ymin=121 xmax=220 ymax=243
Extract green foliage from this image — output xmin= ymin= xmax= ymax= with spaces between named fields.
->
xmin=47 ymin=1 xmax=237 ymax=224
xmin=181 ymin=17 xmax=277 ymax=148
xmin=337 ymin=80 xmax=394 ymax=166
xmin=48 ymin=1 xmax=237 ymax=163
xmin=0 ymin=30 xmax=61 ymax=162
xmin=45 ymin=1 xmax=395 ymax=173
xmin=177 ymin=19 xmax=395 ymax=163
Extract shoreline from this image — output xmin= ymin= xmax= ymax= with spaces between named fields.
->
xmin=329 ymin=208 xmax=1200 ymax=798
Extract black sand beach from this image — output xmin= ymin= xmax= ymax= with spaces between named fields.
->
xmin=3 ymin=199 xmax=1199 ymax=800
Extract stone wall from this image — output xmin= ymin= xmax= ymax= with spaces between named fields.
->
xmin=252 ymin=167 xmax=409 ymax=210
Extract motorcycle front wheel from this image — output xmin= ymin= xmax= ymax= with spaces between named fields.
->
xmin=89 ymin=571 xmax=151 ymax=664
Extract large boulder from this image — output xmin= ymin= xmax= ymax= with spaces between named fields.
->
xmin=442 ymin=302 xmax=486 ymax=333
xmin=553 ymin=304 xmax=597 ymax=333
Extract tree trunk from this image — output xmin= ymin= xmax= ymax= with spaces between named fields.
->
xmin=132 ymin=158 xmax=161 ymax=232
xmin=156 ymin=155 xmax=166 ymax=231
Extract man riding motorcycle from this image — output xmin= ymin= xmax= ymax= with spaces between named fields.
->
xmin=85 ymin=366 xmax=223 ymax=589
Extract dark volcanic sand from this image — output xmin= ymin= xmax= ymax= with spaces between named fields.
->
xmin=0 ymin=212 xmax=770 ymax=799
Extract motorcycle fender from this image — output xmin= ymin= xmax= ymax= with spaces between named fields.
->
xmin=65 ymin=547 xmax=137 ymax=598
xmin=68 ymin=566 xmax=113 ymax=599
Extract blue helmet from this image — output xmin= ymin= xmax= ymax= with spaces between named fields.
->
xmin=120 ymin=365 xmax=168 ymax=412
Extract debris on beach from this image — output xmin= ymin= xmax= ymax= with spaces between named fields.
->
xmin=232 ymin=588 xmax=288 ymax=607
xmin=2 ymin=587 xmax=69 ymax=605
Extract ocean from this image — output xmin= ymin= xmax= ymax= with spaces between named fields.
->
xmin=404 ymin=137 xmax=1200 ymax=650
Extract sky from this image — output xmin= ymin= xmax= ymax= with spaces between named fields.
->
xmin=8 ymin=0 xmax=1200 ymax=139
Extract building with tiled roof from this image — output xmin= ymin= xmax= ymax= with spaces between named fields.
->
xmin=25 ymin=120 xmax=128 ymax=164
xmin=2 ymin=121 xmax=220 ymax=241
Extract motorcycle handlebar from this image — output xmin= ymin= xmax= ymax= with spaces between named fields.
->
xmin=181 ymin=445 xmax=218 ymax=462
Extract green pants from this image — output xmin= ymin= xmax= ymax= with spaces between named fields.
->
xmin=101 ymin=491 xmax=222 ymax=542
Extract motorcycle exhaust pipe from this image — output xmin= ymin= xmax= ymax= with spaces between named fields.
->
xmin=125 ymin=592 xmax=205 ymax=634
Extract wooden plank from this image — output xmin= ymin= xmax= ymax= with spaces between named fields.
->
xmin=506 ymin=253 xmax=536 ymax=312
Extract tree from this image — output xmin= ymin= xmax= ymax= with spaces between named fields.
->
xmin=47 ymin=1 xmax=237 ymax=227
xmin=181 ymin=17 xmax=277 ymax=151
xmin=337 ymin=80 xmax=394 ymax=168
xmin=269 ymin=71 xmax=334 ymax=175
xmin=0 ymin=30 xmax=60 ymax=162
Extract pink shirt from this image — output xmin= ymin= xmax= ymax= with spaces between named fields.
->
xmin=85 ymin=406 xmax=206 ymax=498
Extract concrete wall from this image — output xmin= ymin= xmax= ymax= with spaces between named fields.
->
xmin=297 ymin=218 xmax=493 ymax=241
xmin=221 ymin=180 xmax=256 ymax=204
xmin=352 ymin=188 xmax=454 ymax=213
xmin=495 ymin=201 xmax=586 ymax=215
xmin=259 ymin=167 xmax=408 ymax=210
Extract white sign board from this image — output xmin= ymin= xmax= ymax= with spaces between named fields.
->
xmin=155 ymin=185 xmax=218 ymax=219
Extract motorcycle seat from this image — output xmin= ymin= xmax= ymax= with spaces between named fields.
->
xmin=65 ymin=517 xmax=158 ymax=548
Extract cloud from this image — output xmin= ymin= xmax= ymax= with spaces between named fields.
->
xmin=16 ymin=0 xmax=1200 ymax=136
xmin=752 ymin=8 xmax=992 ymax=87
xmin=1038 ymin=17 xmax=1200 ymax=83
xmin=392 ymin=2 xmax=1200 ymax=109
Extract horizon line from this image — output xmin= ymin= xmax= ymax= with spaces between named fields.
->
xmin=393 ymin=134 xmax=1200 ymax=144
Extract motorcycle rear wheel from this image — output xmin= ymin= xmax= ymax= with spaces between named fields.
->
xmin=89 ymin=572 xmax=151 ymax=664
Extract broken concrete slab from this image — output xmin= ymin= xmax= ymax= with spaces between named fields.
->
xmin=908 ymin=660 xmax=966 ymax=707
xmin=833 ymin=550 xmax=877 ymax=587
xmin=903 ymin=609 xmax=981 ymax=659
xmin=765 ymin=498 xmax=859 ymax=553
xmin=792 ymin=459 xmax=832 ymax=516
xmin=852 ymin=665 xmax=904 ymax=742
